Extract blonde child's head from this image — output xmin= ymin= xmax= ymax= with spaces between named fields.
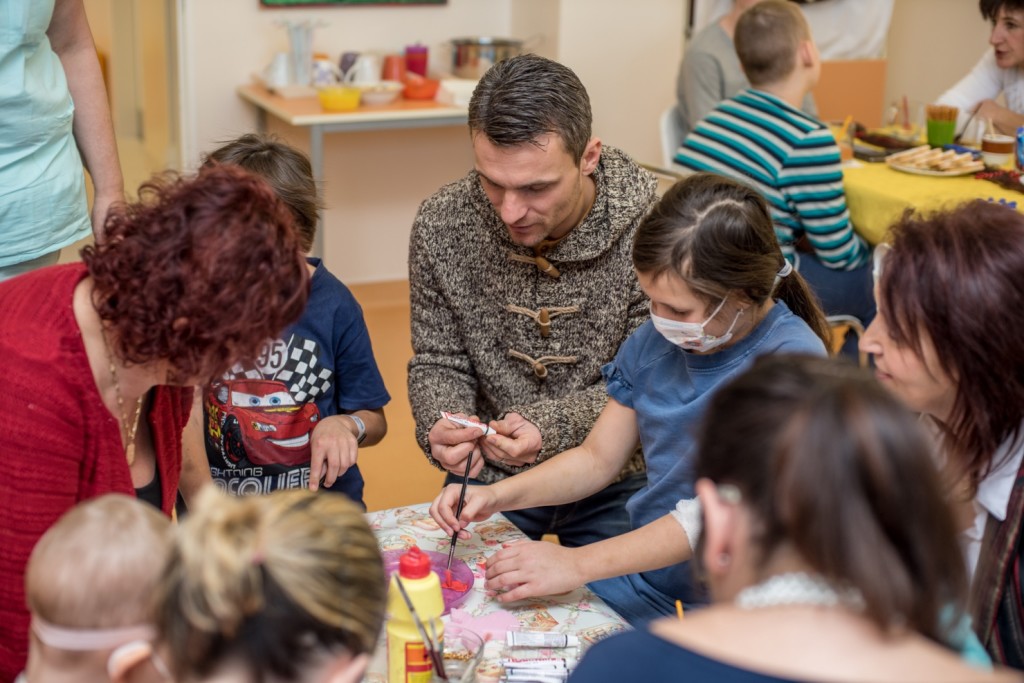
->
xmin=25 ymin=494 xmax=172 ymax=682
xmin=155 ymin=487 xmax=386 ymax=683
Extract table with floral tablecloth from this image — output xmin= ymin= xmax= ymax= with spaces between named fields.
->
xmin=363 ymin=503 xmax=630 ymax=681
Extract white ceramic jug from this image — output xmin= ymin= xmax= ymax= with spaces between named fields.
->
xmin=345 ymin=54 xmax=381 ymax=86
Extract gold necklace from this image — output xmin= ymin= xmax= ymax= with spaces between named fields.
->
xmin=102 ymin=331 xmax=144 ymax=466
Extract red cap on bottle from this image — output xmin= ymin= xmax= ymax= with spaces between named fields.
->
xmin=398 ymin=545 xmax=432 ymax=579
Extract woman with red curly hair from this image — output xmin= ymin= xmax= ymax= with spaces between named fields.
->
xmin=0 ymin=163 xmax=309 ymax=682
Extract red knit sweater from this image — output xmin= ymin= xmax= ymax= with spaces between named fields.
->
xmin=0 ymin=264 xmax=191 ymax=682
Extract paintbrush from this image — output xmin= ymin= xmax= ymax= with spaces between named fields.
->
xmin=395 ymin=575 xmax=447 ymax=680
xmin=429 ymin=618 xmax=443 ymax=663
xmin=447 ymin=453 xmax=474 ymax=573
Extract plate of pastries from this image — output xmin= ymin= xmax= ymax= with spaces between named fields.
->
xmin=886 ymin=145 xmax=985 ymax=176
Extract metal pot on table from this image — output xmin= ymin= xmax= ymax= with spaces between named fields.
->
xmin=449 ymin=37 xmax=525 ymax=80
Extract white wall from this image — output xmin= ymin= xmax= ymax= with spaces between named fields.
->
xmin=555 ymin=0 xmax=682 ymax=166
xmin=885 ymin=0 xmax=990 ymax=111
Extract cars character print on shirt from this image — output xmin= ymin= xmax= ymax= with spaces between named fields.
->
xmin=206 ymin=379 xmax=318 ymax=466
xmin=205 ymin=333 xmax=333 ymax=469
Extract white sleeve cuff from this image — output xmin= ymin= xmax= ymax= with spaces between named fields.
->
xmin=669 ymin=497 xmax=703 ymax=550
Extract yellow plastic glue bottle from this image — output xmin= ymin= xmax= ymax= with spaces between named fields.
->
xmin=387 ymin=545 xmax=445 ymax=682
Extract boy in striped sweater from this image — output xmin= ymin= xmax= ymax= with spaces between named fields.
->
xmin=673 ymin=0 xmax=874 ymax=332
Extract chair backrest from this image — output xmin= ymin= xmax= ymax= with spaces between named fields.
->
xmin=660 ymin=105 xmax=685 ymax=168
xmin=639 ymin=162 xmax=686 ymax=197
xmin=814 ymin=59 xmax=888 ymax=129
xmin=827 ymin=314 xmax=868 ymax=368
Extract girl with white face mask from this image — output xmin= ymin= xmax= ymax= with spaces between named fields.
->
xmin=430 ymin=173 xmax=831 ymax=625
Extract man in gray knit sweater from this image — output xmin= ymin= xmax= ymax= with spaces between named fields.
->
xmin=408 ymin=55 xmax=657 ymax=547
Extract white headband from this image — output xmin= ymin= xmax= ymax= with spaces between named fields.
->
xmin=31 ymin=617 xmax=156 ymax=651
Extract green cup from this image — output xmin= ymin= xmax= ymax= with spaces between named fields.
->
xmin=927 ymin=119 xmax=957 ymax=147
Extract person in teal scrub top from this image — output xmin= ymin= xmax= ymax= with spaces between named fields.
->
xmin=0 ymin=0 xmax=123 ymax=281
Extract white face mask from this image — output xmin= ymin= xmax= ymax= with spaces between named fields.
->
xmin=650 ymin=297 xmax=742 ymax=352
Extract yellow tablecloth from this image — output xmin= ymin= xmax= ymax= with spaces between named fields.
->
xmin=843 ymin=162 xmax=1024 ymax=245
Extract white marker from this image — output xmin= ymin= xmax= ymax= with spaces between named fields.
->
xmin=506 ymin=632 xmax=580 ymax=649
xmin=441 ymin=411 xmax=497 ymax=436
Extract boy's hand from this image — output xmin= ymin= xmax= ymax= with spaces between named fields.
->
xmin=309 ymin=415 xmax=360 ymax=491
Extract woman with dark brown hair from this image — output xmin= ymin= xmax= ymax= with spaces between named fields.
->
xmin=861 ymin=200 xmax=1024 ymax=668
xmin=0 ymin=163 xmax=309 ymax=681
xmin=570 ymin=356 xmax=1017 ymax=683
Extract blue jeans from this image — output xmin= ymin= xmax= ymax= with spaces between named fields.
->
xmin=444 ymin=471 xmax=645 ymax=549
xmin=588 ymin=571 xmax=701 ymax=627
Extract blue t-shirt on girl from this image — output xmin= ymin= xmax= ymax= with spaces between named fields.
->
xmin=203 ymin=258 xmax=390 ymax=508
xmin=591 ymin=301 xmax=825 ymax=623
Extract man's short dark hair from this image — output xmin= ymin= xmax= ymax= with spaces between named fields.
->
xmin=468 ymin=54 xmax=593 ymax=163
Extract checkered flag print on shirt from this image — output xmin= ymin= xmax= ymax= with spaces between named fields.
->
xmin=274 ymin=335 xmax=332 ymax=403
xmin=223 ymin=334 xmax=333 ymax=402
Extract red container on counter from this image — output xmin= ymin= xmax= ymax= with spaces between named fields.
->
xmin=405 ymin=43 xmax=428 ymax=77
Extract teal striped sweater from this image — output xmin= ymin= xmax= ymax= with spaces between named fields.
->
xmin=673 ymin=89 xmax=869 ymax=271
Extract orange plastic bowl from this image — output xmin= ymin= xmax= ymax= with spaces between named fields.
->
xmin=402 ymin=76 xmax=440 ymax=101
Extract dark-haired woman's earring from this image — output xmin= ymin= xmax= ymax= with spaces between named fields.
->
xmin=717 ymin=553 xmax=731 ymax=567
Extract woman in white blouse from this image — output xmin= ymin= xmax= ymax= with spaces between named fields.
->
xmin=939 ymin=0 xmax=1024 ymax=135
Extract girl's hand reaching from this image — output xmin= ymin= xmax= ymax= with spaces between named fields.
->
xmin=484 ymin=540 xmax=586 ymax=603
xmin=429 ymin=482 xmax=500 ymax=539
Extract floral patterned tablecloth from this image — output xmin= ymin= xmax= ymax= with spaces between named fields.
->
xmin=364 ymin=503 xmax=629 ymax=681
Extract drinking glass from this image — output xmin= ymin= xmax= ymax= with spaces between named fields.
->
xmin=431 ymin=625 xmax=485 ymax=683
xmin=926 ymin=119 xmax=957 ymax=147
xmin=283 ymin=21 xmax=313 ymax=86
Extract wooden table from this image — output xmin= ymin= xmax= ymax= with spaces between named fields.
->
xmin=237 ymin=84 xmax=468 ymax=256
xmin=843 ymin=161 xmax=1024 ymax=245
xmin=363 ymin=503 xmax=629 ymax=681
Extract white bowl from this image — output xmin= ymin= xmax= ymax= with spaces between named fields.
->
xmin=982 ymin=150 xmax=1012 ymax=168
xmin=359 ymin=81 xmax=403 ymax=106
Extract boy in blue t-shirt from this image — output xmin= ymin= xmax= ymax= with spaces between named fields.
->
xmin=187 ymin=134 xmax=390 ymax=508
